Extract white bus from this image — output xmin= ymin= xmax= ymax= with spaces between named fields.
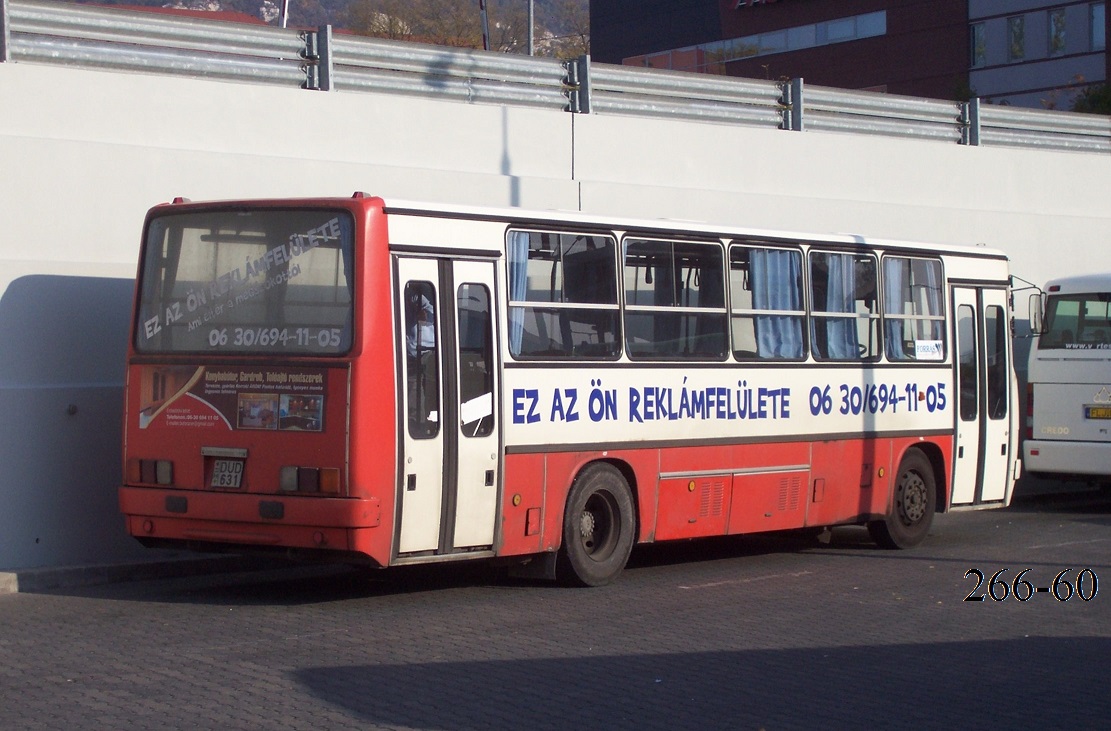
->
xmin=1025 ymin=273 xmax=1111 ymax=484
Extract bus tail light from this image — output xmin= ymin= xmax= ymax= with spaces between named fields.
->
xmin=280 ymin=466 xmax=341 ymax=494
xmin=127 ymin=458 xmax=174 ymax=486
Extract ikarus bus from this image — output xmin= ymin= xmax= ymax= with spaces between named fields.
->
xmin=120 ymin=194 xmax=1022 ymax=585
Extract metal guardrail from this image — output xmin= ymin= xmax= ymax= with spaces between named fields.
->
xmin=2 ymin=0 xmax=1109 ymax=154
xmin=3 ymin=0 xmax=306 ymax=85
xmin=786 ymin=79 xmax=964 ymax=144
xmin=582 ymin=61 xmax=783 ymax=129
xmin=966 ymin=98 xmax=1111 ymax=153
xmin=322 ymin=31 xmax=568 ymax=110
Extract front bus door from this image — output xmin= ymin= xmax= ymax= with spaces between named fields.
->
xmin=395 ymin=257 xmax=500 ymax=556
xmin=950 ymin=286 xmax=1012 ymax=506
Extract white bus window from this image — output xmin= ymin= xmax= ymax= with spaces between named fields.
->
xmin=809 ymin=251 xmax=879 ymax=361
xmin=728 ymin=244 xmax=806 ymax=360
xmin=882 ymin=256 xmax=945 ymax=362
xmin=506 ymin=231 xmax=620 ymax=359
xmin=623 ymin=239 xmax=727 ymax=360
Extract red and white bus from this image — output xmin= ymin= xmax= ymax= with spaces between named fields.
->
xmin=120 ymin=194 xmax=1020 ymax=585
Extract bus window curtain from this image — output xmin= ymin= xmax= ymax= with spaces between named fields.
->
xmin=507 ymin=231 xmax=530 ymax=355
xmin=826 ymin=253 xmax=859 ymax=359
xmin=751 ymin=249 xmax=803 ymax=358
xmin=883 ymin=257 xmax=908 ymax=358
xmin=885 ymin=258 xmax=943 ymax=359
xmin=923 ymin=260 xmax=942 ymax=335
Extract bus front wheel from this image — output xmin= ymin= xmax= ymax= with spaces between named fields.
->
xmin=558 ymin=463 xmax=635 ymax=587
xmin=868 ymin=449 xmax=936 ymax=549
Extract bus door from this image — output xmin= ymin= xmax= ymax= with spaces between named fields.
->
xmin=950 ymin=287 xmax=1012 ymax=505
xmin=395 ymin=257 xmax=500 ymax=556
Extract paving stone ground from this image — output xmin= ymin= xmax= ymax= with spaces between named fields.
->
xmin=0 ymin=484 xmax=1108 ymax=730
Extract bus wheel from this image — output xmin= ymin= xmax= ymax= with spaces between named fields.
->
xmin=868 ymin=449 xmax=936 ymax=549
xmin=558 ymin=463 xmax=635 ymax=587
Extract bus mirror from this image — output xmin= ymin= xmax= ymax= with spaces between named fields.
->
xmin=1028 ymin=292 xmax=1043 ymax=334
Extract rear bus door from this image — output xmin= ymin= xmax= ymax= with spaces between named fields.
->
xmin=395 ymin=257 xmax=500 ymax=556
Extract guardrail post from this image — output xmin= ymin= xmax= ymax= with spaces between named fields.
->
xmin=781 ymin=77 xmax=804 ymax=131
xmin=564 ymin=54 xmax=591 ymax=114
xmin=1 ymin=0 xmax=12 ymax=63
xmin=302 ymin=25 xmax=334 ymax=91
xmin=962 ymin=97 xmax=981 ymax=145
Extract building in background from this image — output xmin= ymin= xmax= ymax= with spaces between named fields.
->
xmin=592 ymin=1 xmax=1109 ymax=108
xmin=970 ymin=1 xmax=1107 ymax=108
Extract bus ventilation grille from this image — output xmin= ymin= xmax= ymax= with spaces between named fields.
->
xmin=778 ymin=477 xmax=802 ymax=512
xmin=700 ymin=480 xmax=725 ymax=518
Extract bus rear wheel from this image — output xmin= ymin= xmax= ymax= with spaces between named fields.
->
xmin=868 ymin=449 xmax=936 ymax=549
xmin=558 ymin=463 xmax=635 ymax=587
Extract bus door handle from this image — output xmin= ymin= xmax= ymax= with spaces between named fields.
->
xmin=407 ymin=474 xmax=417 ymax=491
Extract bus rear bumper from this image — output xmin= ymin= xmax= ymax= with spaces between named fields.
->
xmin=119 ymin=486 xmax=383 ymax=557
xmin=1024 ymin=441 xmax=1111 ymax=479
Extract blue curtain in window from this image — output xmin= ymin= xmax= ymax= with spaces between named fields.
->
xmin=923 ymin=259 xmax=942 ymax=338
xmin=825 ymin=253 xmax=859 ymax=359
xmin=885 ymin=258 xmax=943 ymax=360
xmin=507 ymin=231 xmax=530 ymax=355
xmin=883 ymin=257 xmax=908 ymax=359
xmin=751 ymin=249 xmax=803 ymax=358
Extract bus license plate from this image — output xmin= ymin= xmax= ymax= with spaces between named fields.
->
xmin=1084 ymin=406 xmax=1111 ymax=420
xmin=211 ymin=459 xmax=244 ymax=488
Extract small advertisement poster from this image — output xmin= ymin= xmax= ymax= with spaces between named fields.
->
xmin=137 ymin=365 xmax=327 ymax=432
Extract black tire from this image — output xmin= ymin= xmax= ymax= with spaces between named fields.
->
xmin=558 ymin=463 xmax=636 ymax=587
xmin=868 ymin=449 xmax=936 ymax=549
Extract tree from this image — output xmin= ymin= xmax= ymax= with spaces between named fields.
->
xmin=1071 ymin=83 xmax=1111 ymax=115
xmin=536 ymin=0 xmax=589 ymax=59
xmin=344 ymin=0 xmax=588 ymax=56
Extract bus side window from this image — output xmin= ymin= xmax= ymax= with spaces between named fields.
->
xmin=728 ymin=243 xmax=805 ymax=360
xmin=623 ymin=239 xmax=727 ymax=360
xmin=809 ymin=251 xmax=880 ymax=361
xmin=882 ymin=256 xmax=945 ymax=362
xmin=507 ymin=231 xmax=620 ymax=359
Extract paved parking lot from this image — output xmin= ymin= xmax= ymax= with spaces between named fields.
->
xmin=1 ymin=484 xmax=1108 ymax=730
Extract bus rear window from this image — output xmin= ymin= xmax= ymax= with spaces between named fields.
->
xmin=135 ymin=209 xmax=354 ymax=355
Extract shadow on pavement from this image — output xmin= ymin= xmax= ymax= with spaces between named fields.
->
xmin=293 ymin=637 xmax=1111 ymax=730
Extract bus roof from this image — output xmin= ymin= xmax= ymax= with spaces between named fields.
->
xmin=1044 ymin=272 xmax=1111 ymax=295
xmin=381 ymin=198 xmax=1009 ymax=260
xmin=152 ymin=193 xmax=1010 ymax=262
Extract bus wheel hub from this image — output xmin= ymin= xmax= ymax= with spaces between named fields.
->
xmin=901 ymin=477 xmax=927 ymax=523
xmin=579 ymin=511 xmax=596 ymax=542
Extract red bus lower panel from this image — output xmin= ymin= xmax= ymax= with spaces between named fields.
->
xmin=120 ymin=486 xmax=382 ymax=557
